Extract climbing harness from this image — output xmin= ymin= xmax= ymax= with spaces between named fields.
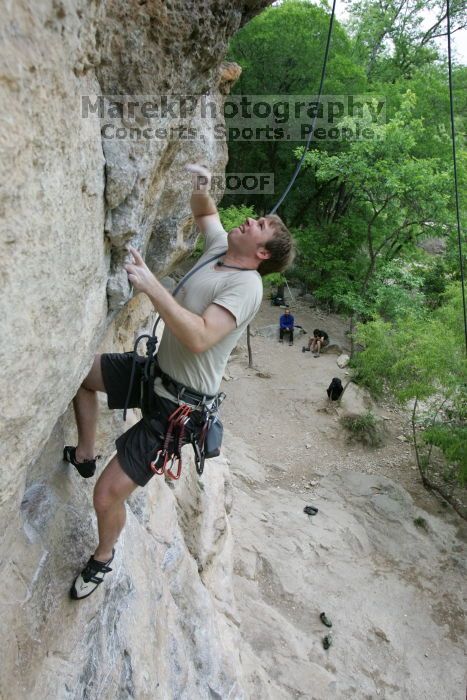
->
xmin=143 ymin=362 xmax=226 ymax=479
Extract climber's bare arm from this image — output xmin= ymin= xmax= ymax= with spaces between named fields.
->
xmin=124 ymin=247 xmax=236 ymax=353
xmin=186 ymin=163 xmax=221 ymax=233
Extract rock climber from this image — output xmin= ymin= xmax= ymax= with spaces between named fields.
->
xmin=65 ymin=163 xmax=294 ymax=599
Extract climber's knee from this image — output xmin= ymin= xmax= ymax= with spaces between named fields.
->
xmin=93 ymin=455 xmax=137 ymax=514
xmin=82 ymin=354 xmax=105 ymax=392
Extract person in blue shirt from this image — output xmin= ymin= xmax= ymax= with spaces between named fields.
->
xmin=279 ymin=308 xmax=295 ymax=345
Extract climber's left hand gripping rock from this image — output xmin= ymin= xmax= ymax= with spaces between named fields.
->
xmin=124 ymin=246 xmax=157 ymax=295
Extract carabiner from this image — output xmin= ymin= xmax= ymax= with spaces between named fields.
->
xmin=150 ymin=449 xmax=166 ymax=475
xmin=165 ymin=454 xmax=182 ymax=481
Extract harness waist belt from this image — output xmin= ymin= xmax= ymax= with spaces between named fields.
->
xmin=159 ymin=370 xmax=217 ymax=405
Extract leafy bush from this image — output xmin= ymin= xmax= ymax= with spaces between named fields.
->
xmin=421 ymin=259 xmax=449 ymax=308
xmin=340 ymin=411 xmax=384 ymax=447
xmin=219 ymin=205 xmax=257 ymax=232
xmin=264 ymin=272 xmax=287 ymax=288
xmin=190 ymin=236 xmax=205 ymax=260
xmin=413 ymin=516 xmax=429 ymax=530
xmin=423 ymin=424 xmax=467 ymax=484
xmin=352 ymin=283 xmax=466 ymax=484
xmin=189 ymin=204 xmax=257 ymax=261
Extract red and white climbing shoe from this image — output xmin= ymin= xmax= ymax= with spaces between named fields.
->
xmin=70 ymin=550 xmax=115 ymax=600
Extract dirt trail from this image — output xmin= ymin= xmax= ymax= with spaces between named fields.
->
xmin=222 ymin=296 xmax=424 ymax=503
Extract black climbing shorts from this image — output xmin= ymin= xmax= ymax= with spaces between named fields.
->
xmin=100 ymin=353 xmax=202 ymax=487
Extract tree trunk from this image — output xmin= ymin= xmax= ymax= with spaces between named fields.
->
xmin=247 ymin=324 xmax=253 ymax=368
xmin=426 ymin=398 xmax=448 ymax=466
xmin=349 ymin=314 xmax=355 ymax=358
xmin=412 ymin=397 xmax=428 ymax=488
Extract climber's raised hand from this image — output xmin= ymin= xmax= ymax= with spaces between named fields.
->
xmin=186 ymin=163 xmax=212 ymax=193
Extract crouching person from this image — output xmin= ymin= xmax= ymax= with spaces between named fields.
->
xmin=65 ymin=163 xmax=294 ymax=599
xmin=302 ymin=328 xmax=329 ymax=357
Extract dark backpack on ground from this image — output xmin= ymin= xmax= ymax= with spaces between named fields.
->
xmin=327 ymin=377 xmax=343 ymax=401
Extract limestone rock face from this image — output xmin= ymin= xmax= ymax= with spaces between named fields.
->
xmin=0 ymin=1 xmax=272 ymax=697
xmin=227 ymin=435 xmax=466 ymax=699
xmin=0 ymin=0 xmax=272 ymax=508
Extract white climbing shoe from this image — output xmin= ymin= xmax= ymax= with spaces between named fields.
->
xmin=70 ymin=550 xmax=115 ymax=600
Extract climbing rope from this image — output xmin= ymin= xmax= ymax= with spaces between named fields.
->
xmin=446 ymin=0 xmax=467 ymax=355
xmin=269 ymin=0 xmax=337 ymax=215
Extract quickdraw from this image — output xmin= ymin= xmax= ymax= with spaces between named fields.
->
xmin=191 ymin=416 xmax=209 ymax=476
xmin=150 ymin=404 xmax=193 ymax=480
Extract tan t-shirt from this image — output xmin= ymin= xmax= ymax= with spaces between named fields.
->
xmin=156 ymin=219 xmax=263 ymax=399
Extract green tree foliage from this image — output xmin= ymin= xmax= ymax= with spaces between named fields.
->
xmin=223 ymin=0 xmax=367 ymax=218
xmin=345 ymin=0 xmax=467 ymax=82
xmin=295 ymin=92 xmax=453 ymax=311
xmin=190 ymin=204 xmax=257 ymax=260
xmin=218 ymin=204 xmax=257 ymax=231
xmin=342 ymin=0 xmax=467 ymax=294
xmin=352 ymin=284 xmax=467 ymax=482
xmin=223 ymin=0 xmax=465 ymax=315
xmin=421 ymin=258 xmax=449 ymax=308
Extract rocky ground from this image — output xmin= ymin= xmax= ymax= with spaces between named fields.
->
xmin=219 ymin=294 xmax=467 ymax=699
